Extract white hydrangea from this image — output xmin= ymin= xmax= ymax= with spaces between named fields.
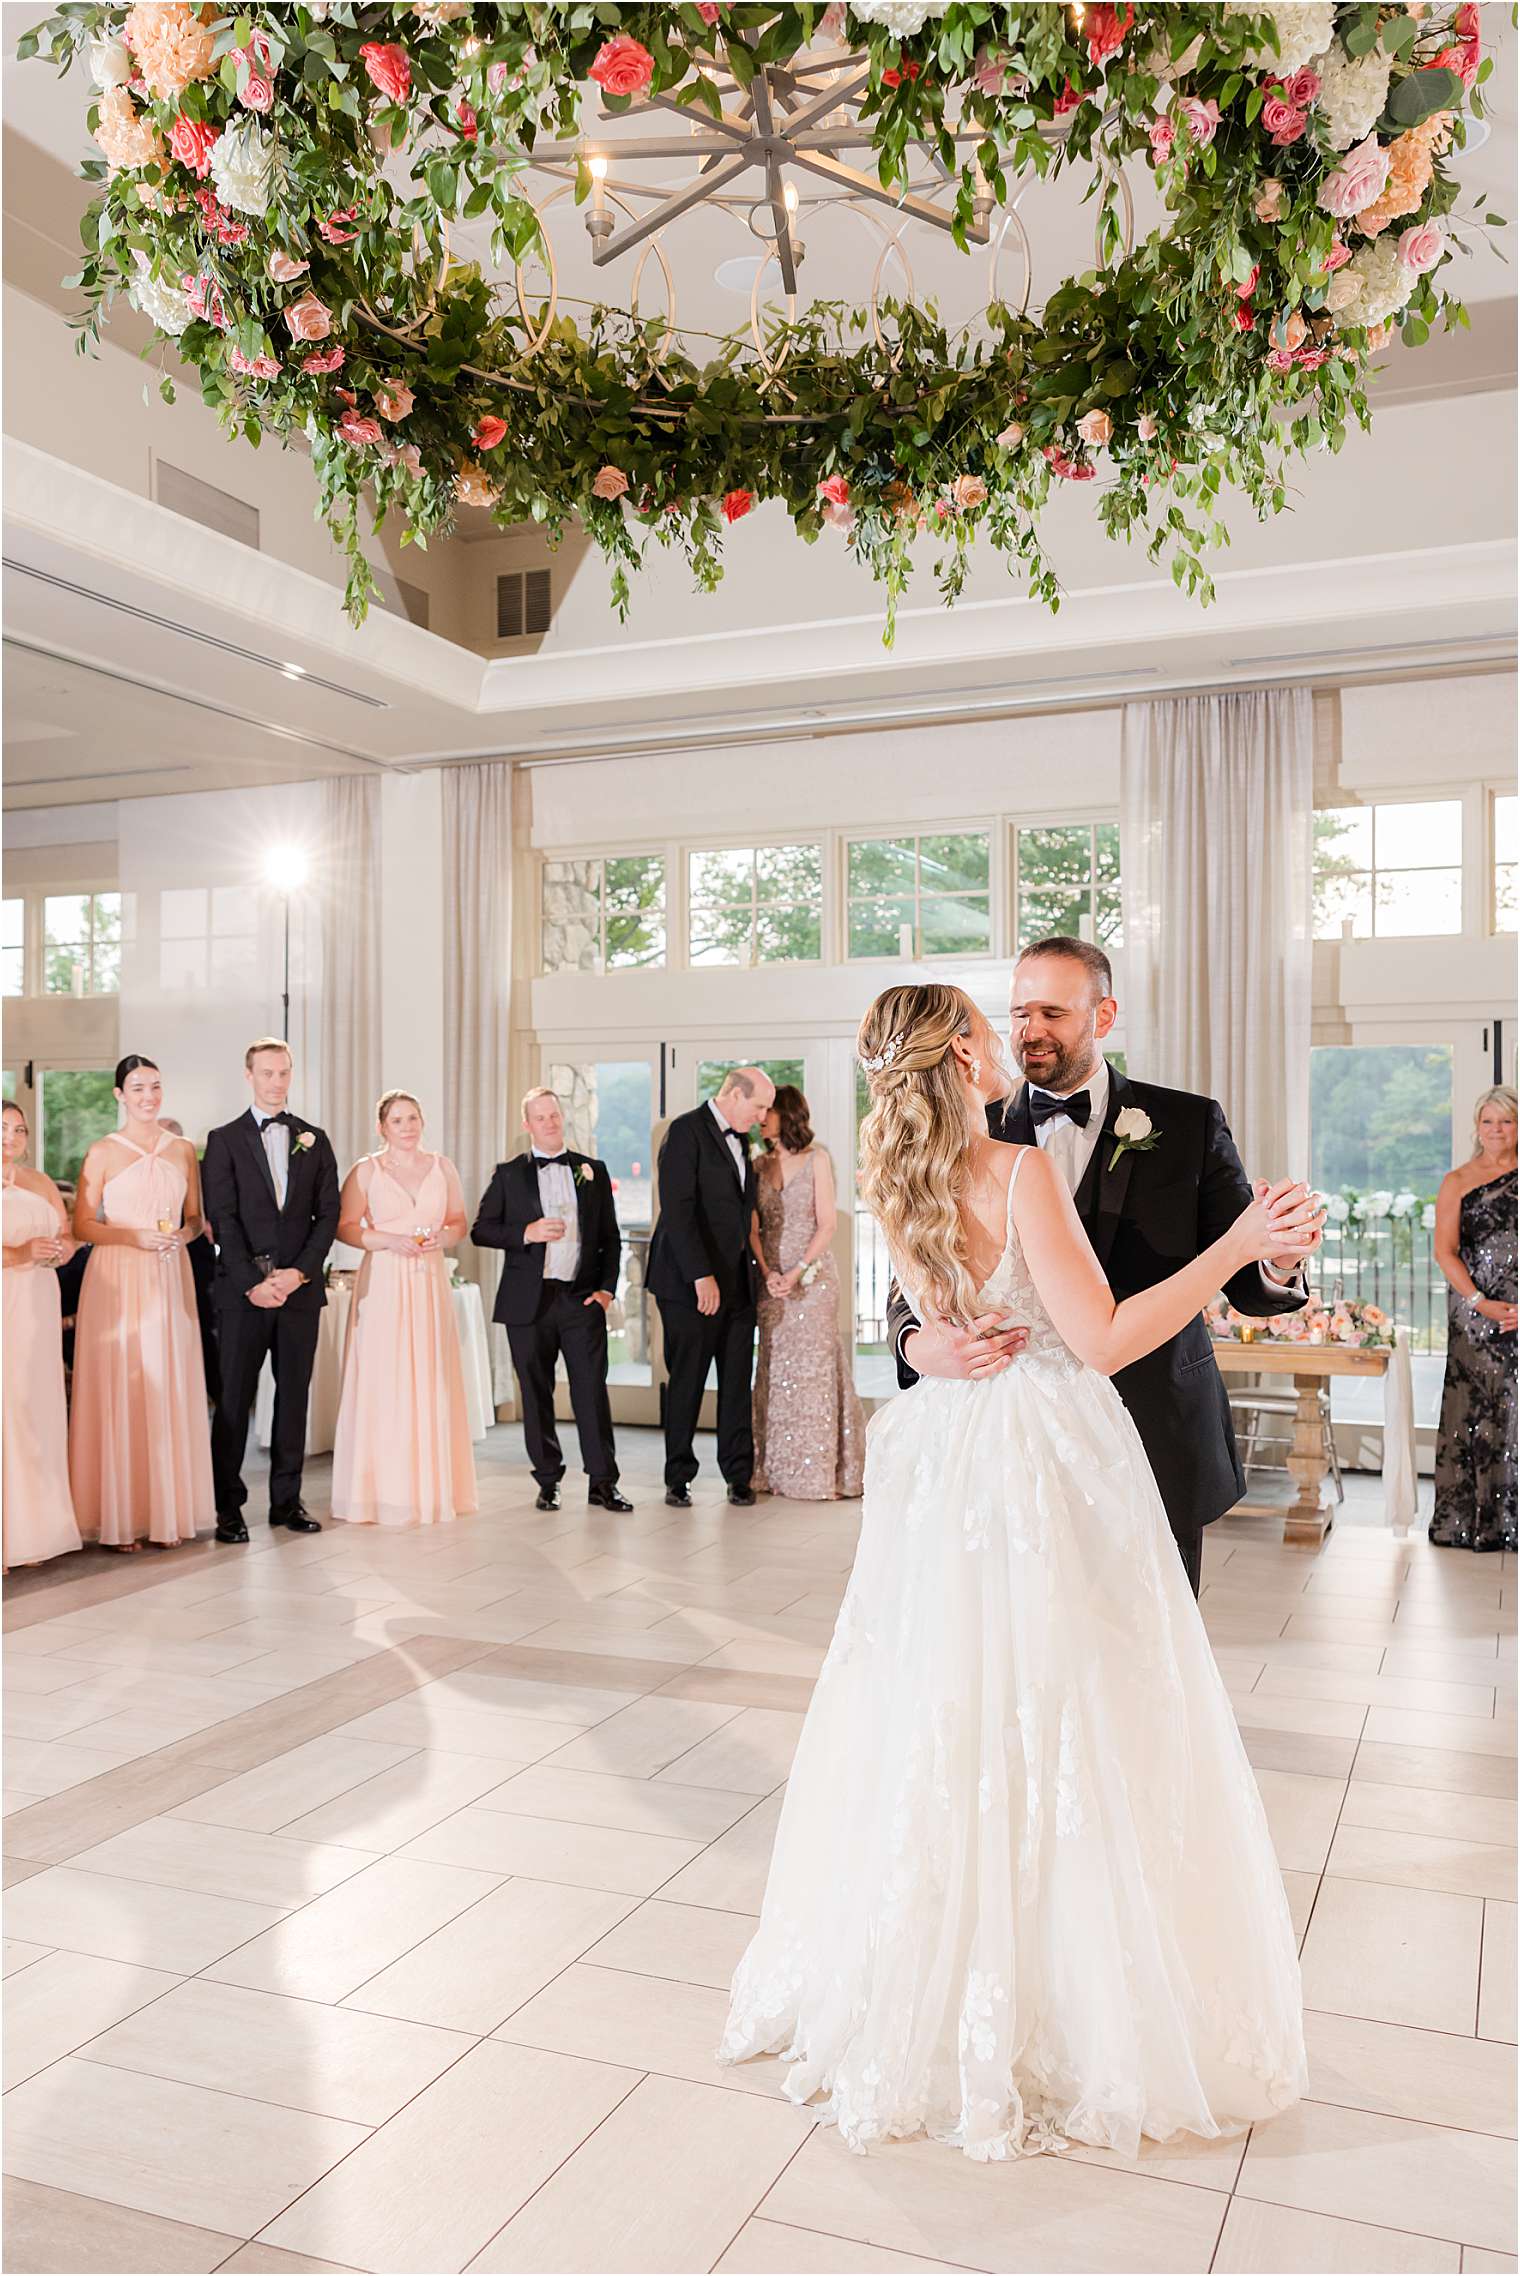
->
xmin=848 ymin=0 xmax=944 ymax=36
xmin=1330 ymin=239 xmax=1416 ymax=331
xmin=1221 ymin=2 xmax=1335 ymax=77
xmin=87 ymin=33 xmax=132 ymax=88
xmin=1315 ymin=40 xmax=1394 ymax=149
xmin=128 ymin=256 xmax=190 ymax=336
xmin=209 ymin=118 xmax=273 ymax=218
xmin=1324 ymin=1193 xmax=1351 ymax=1223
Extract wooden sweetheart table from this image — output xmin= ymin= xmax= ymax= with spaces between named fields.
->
xmin=1210 ymin=1338 xmax=1417 ymax=1546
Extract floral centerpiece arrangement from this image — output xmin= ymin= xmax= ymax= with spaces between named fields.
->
xmin=21 ymin=2 xmax=1497 ymax=628
xmin=1205 ymin=1292 xmax=1397 ymax=1348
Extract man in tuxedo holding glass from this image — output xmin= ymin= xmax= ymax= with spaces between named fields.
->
xmin=202 ymin=1038 xmax=340 ymax=1543
xmin=886 ymin=939 xmax=1320 ymax=1594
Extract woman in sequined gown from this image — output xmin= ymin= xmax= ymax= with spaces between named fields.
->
xmin=1431 ymin=1086 xmax=1518 ymax=1553
xmin=750 ymin=1087 xmax=864 ymax=1502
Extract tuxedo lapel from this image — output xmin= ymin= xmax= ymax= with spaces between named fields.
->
xmin=700 ymin=1107 xmax=745 ymax=1188
xmin=1079 ymin=1063 xmax=1136 ymax=1270
xmin=241 ymin=1109 xmax=280 ymax=1208
xmin=569 ymin=1152 xmax=594 ymax=1248
xmin=991 ymin=1089 xmax=1035 ymax=1148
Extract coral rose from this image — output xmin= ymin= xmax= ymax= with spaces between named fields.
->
xmin=339 ymin=408 xmax=383 ymax=446
xmin=284 ymin=290 xmax=333 ymax=343
xmin=1318 ymin=134 xmax=1391 ymax=219
xmin=1234 ymin=303 xmax=1256 ymax=331
xmin=1084 ymin=3 xmax=1133 ymax=69
xmin=359 ymin=42 xmax=412 ymax=104
xmin=817 ymin=474 xmax=851 ymax=506
xmin=228 ymin=344 xmax=280 ymax=379
xmin=374 ymin=382 xmax=415 ymax=421
xmin=721 ymin=489 xmax=755 ymax=524
xmin=1076 ymin=408 xmax=1113 ymax=447
xmin=588 ymin=35 xmax=654 ymax=97
xmin=268 ymin=249 xmax=310 ymax=283
xmin=318 ymin=207 xmax=359 ymax=244
xmin=300 ymin=346 xmax=346 ymax=374
xmin=455 ymin=99 xmax=477 ymax=141
xmin=168 ymin=114 xmax=218 ymax=178
xmin=591 ymin=466 xmax=630 ymax=501
xmin=473 ymin=416 xmax=507 ymax=451
xmin=184 ymin=271 xmax=228 ymax=329
xmin=1398 ymin=220 xmax=1445 ymax=273
xmin=122 ymin=4 xmax=215 ymax=100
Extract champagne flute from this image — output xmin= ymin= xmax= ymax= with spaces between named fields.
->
xmin=413 ymin=1224 xmax=433 ymax=1271
xmin=253 ymin=1251 xmax=275 ymax=1292
xmin=157 ymin=1215 xmax=175 ymax=1263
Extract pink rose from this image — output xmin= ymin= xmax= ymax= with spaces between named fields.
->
xmin=587 ymin=35 xmax=654 ymax=98
xmin=1076 ymin=408 xmax=1113 ymax=448
xmin=339 ymin=408 xmax=383 ymax=447
xmin=168 ymin=114 xmax=218 ymax=178
xmin=374 ymin=382 xmax=414 ymax=421
xmin=1318 ymin=134 xmax=1391 ymax=220
xmin=1296 ymin=346 xmax=1329 ymax=370
xmin=184 ymin=272 xmax=228 ymax=330
xmin=952 ymin=473 xmax=987 ymax=510
xmin=240 ymin=69 xmax=273 ymax=113
xmin=591 ymin=465 xmax=630 ymax=501
xmin=359 ymin=41 xmax=411 ymax=105
xmin=228 ymin=344 xmax=280 ymax=379
xmin=1321 ymin=239 xmax=1352 ymax=274
xmin=1178 ymin=96 xmax=1221 ymax=147
xmin=820 ymin=499 xmax=855 ymax=533
xmin=284 ymin=290 xmax=333 ymax=343
xmin=318 ymin=207 xmax=359 ymax=245
xmin=1043 ymin=445 xmax=1096 ymax=482
xmin=1148 ymin=114 xmax=1175 ymax=163
xmin=268 ymin=249 xmax=309 ymax=283
xmin=817 ymin=474 xmax=850 ymax=506
xmin=972 ymin=50 xmax=1011 ymax=98
xmin=1265 ymin=345 xmax=1296 ymax=374
xmin=1235 ymin=262 xmax=1260 ymax=300
xmin=1262 ymin=98 xmax=1305 ymax=144
xmin=455 ymin=99 xmax=477 ymax=141
xmin=996 ymin=421 xmax=1025 ymax=447
xmin=1286 ymin=66 xmax=1320 ymax=106
xmin=1398 ymin=220 xmax=1445 ymax=274
xmin=721 ymin=488 xmax=754 ymax=524
xmin=301 ymin=345 xmax=345 ymax=374
xmin=473 ymin=415 xmax=507 ymax=451
xmin=696 ymin=2 xmax=721 ymax=20
xmin=1325 ymin=269 xmax=1361 ymax=312
xmin=487 ymin=59 xmax=509 ymax=95
xmin=1136 ymin=412 xmax=1158 ymax=441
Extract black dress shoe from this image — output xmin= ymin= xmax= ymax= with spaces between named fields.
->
xmin=727 ymin=1484 xmax=757 ymax=1507
xmin=588 ymin=1484 xmax=634 ymax=1513
xmin=269 ymin=1505 xmax=322 ymax=1533
xmin=215 ymin=1516 xmax=249 ymax=1544
xmin=534 ymin=1486 xmax=562 ymax=1512
xmin=664 ymin=1487 xmax=693 ymax=1508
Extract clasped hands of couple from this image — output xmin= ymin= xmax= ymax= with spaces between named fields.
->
xmin=908 ymin=1175 xmax=1326 ymax=1385
xmin=522 ymin=1213 xmax=615 ymax=1313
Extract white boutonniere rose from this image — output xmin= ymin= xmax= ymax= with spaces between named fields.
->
xmin=577 ymin=1162 xmax=594 ymax=1186
xmin=295 ymin=1130 xmax=315 ymax=1151
xmin=1108 ymin=1105 xmax=1160 ymax=1172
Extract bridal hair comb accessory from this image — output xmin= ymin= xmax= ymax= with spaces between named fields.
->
xmin=859 ymin=1031 xmax=905 ymax=1075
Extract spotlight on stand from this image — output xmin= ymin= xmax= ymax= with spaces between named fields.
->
xmin=262 ymin=844 xmax=311 ymax=1038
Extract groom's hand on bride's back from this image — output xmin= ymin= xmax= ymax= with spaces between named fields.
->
xmin=903 ymin=1313 xmax=1029 ymax=1381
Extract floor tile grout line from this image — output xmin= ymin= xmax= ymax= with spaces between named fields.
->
xmin=705 ymin=2124 xmax=832 ymax=2276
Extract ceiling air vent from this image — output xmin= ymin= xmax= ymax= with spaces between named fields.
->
xmin=497 ymin=568 xmax=552 ymax=641
xmin=373 ymin=569 xmax=430 ymax=629
xmin=153 ymin=461 xmax=260 ymax=552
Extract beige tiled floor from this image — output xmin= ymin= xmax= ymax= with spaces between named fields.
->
xmin=3 ymin=1435 xmax=1514 ymax=2275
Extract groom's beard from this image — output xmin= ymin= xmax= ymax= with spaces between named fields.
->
xmin=1014 ymin=1033 xmax=1099 ymax=1096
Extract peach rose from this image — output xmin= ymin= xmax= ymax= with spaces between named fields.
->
xmin=1254 ymin=178 xmax=1287 ymax=223
xmin=952 ymin=474 xmax=987 ymax=510
xmin=284 ymin=290 xmax=333 ymax=343
xmin=587 ymin=35 xmax=654 ymax=97
xmin=268 ymin=249 xmax=310 ymax=284
xmin=374 ymin=382 xmax=415 ymax=421
xmin=1398 ymin=220 xmax=1445 ymax=273
xmin=456 ymin=464 xmax=498 ymax=507
xmin=1136 ymin=412 xmax=1159 ymax=441
xmin=591 ymin=465 xmax=630 ymax=501
xmin=1318 ymin=134 xmax=1391 ymax=220
xmin=1077 ymin=408 xmax=1113 ymax=448
xmin=996 ymin=421 xmax=1025 ymax=448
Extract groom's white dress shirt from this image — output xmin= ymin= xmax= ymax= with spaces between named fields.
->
xmin=532 ymin=1148 xmax=581 ymax=1283
xmin=251 ymin=1105 xmax=290 ymax=1207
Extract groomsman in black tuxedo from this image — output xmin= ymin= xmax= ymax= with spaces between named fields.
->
xmin=647 ymin=1066 xmax=775 ymax=1508
xmin=202 ymin=1038 xmax=341 ymax=1544
xmin=473 ymin=1087 xmax=631 ymax=1514
xmin=887 ymin=939 xmax=1320 ymax=1596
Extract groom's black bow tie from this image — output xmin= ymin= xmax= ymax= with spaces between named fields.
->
xmin=260 ymin=1111 xmax=293 ymax=1129
xmin=534 ymin=1152 xmax=571 ymax=1169
xmin=1029 ymin=1087 xmax=1092 ymax=1129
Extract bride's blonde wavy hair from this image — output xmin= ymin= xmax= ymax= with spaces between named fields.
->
xmin=856 ymin=982 xmax=982 ymax=1329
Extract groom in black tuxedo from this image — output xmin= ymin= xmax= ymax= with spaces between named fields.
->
xmin=201 ymin=1038 xmax=340 ymax=1543
xmin=887 ymin=938 xmax=1318 ymax=1595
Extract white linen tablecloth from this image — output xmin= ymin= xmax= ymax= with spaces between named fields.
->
xmin=255 ymin=1277 xmax=494 ymax=1455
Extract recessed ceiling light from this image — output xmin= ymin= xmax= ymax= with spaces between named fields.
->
xmin=1460 ymin=113 xmax=1491 ymax=153
xmin=714 ymin=254 xmax=764 ymax=295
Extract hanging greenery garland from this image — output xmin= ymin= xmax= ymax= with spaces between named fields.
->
xmin=21 ymin=3 xmax=1497 ymax=632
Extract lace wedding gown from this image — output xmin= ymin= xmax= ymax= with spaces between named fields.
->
xmin=719 ymin=1152 xmax=1307 ymax=2161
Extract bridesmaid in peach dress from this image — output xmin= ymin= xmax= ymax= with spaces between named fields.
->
xmin=2 ymin=1100 xmax=83 ymax=1570
xmin=331 ymin=1089 xmax=478 ymax=1528
xmin=69 ymin=1055 xmax=214 ymax=1549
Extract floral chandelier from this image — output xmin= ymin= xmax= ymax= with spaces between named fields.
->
xmin=22 ymin=2 xmax=1495 ymax=634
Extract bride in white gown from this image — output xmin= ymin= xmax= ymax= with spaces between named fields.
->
xmin=720 ymin=982 xmax=1313 ymax=2162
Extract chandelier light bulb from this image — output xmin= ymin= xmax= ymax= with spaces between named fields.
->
xmin=586 ymin=152 xmax=613 ymax=246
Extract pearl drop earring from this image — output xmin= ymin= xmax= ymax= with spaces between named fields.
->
xmin=970 ymin=1057 xmax=982 ymax=1084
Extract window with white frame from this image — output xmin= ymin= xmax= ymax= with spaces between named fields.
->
xmin=846 ymin=831 xmax=991 ymax=959
xmin=1493 ymin=793 xmax=1517 ymax=936
xmin=689 ymin=843 xmax=822 ymax=966
xmin=158 ymin=887 xmax=261 ymax=994
xmin=1313 ymin=800 xmax=1462 ymax=938
xmin=1 ymin=900 xmax=23 ymax=996
xmin=1014 ymin=821 xmax=1122 ymax=950
xmin=541 ymin=855 xmax=665 ymax=974
xmin=43 ymin=893 xmax=122 ymax=995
